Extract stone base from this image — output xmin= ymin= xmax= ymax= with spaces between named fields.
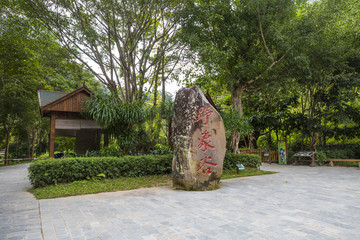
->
xmin=172 ymin=173 xmax=221 ymax=191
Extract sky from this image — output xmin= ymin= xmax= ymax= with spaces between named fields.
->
xmin=166 ymin=80 xmax=183 ymax=96
xmin=84 ymin=56 xmax=184 ymax=99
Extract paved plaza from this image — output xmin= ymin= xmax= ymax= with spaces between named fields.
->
xmin=0 ymin=163 xmax=359 ymax=240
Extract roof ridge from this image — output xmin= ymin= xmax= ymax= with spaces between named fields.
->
xmin=39 ymin=87 xmax=92 ymax=116
xmin=38 ymin=90 xmax=70 ymax=94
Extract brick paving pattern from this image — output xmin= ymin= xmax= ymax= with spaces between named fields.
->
xmin=0 ymin=164 xmax=42 ymax=240
xmin=1 ymin=163 xmax=359 ymax=239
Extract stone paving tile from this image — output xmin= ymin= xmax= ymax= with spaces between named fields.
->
xmin=1 ymin=163 xmax=360 ymax=239
xmin=0 ymin=164 xmax=42 ymax=240
xmin=35 ymin=164 xmax=360 ymax=240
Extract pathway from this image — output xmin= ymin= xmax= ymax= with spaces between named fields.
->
xmin=1 ymin=163 xmax=360 ymax=239
xmin=0 ymin=164 xmax=42 ymax=239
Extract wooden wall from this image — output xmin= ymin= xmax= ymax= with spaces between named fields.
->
xmin=44 ymin=92 xmax=89 ymax=112
xmin=75 ymin=129 xmax=101 ymax=155
xmin=55 ymin=119 xmax=101 ymax=130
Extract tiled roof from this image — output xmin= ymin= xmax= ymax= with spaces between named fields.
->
xmin=38 ymin=90 xmax=69 ymax=107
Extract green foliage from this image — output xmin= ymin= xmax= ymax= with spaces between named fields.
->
xmin=178 ymin=0 xmax=298 ymax=88
xmin=20 ymin=0 xmax=183 ymax=101
xmin=317 ymin=144 xmax=360 ymax=159
xmin=0 ymin=3 xmax=100 ymax=158
xmin=29 ymin=174 xmax=172 ymax=199
xmin=287 ymin=148 xmax=296 ymax=165
xmin=84 ymin=143 xmax=123 ymax=157
xmin=176 ymin=0 xmax=313 ymax=151
xmin=55 ymin=137 xmax=75 ymax=154
xmin=223 ymin=153 xmax=261 ymax=169
xmin=89 ymin=173 xmax=106 ymax=182
xmin=177 ymin=0 xmax=360 ymax=151
xmin=221 ymin=168 xmax=276 ymax=180
xmin=28 ymin=154 xmax=173 ymax=187
xmin=221 ymin=107 xmax=253 ymax=139
xmin=149 ymin=144 xmax=173 ymax=155
xmin=86 ymin=94 xmax=152 ymax=127
xmin=315 ymin=151 xmax=327 ymax=166
xmin=29 ymin=167 xmax=275 ymax=199
xmin=86 ymin=94 xmax=153 ymax=153
xmin=159 ymin=101 xmax=174 ymax=122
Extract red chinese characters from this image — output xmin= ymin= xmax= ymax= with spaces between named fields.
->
xmin=195 ymin=106 xmax=217 ymax=175
xmin=194 ymin=106 xmax=213 ymax=125
xmin=197 ymin=156 xmax=217 ymax=175
xmin=197 ymin=130 xmax=215 ymax=152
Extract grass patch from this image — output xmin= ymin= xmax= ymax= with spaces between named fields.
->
xmin=29 ymin=168 xmax=276 ymax=199
xmin=0 ymin=160 xmax=33 ymax=167
xmin=221 ymin=168 xmax=276 ymax=180
xmin=29 ymin=174 xmax=172 ymax=199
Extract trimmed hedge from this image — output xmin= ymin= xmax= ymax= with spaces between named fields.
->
xmin=29 ymin=152 xmax=261 ymax=188
xmin=29 ymin=154 xmax=173 ymax=187
xmin=223 ymin=152 xmax=261 ymax=169
xmin=317 ymin=144 xmax=360 ymax=159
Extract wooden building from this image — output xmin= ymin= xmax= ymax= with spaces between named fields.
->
xmin=38 ymin=86 xmax=102 ymax=157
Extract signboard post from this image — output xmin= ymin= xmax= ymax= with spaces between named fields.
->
xmin=278 ymin=139 xmax=288 ymax=164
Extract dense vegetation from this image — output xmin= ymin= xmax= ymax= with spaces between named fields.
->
xmin=28 ymin=153 xmax=260 ymax=187
xmin=223 ymin=153 xmax=261 ymax=169
xmin=1 ymin=0 xmax=359 ymax=160
xmin=29 ymin=155 xmax=173 ymax=187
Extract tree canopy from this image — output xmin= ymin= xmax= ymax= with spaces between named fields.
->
xmin=178 ymin=0 xmax=360 ymax=152
xmin=1 ymin=0 xmax=359 ymax=158
xmin=21 ymin=0 xmax=184 ymax=102
xmin=0 ymin=1 xmax=101 ymax=158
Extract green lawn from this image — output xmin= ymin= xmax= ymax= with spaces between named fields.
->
xmin=221 ymin=168 xmax=275 ymax=179
xmin=29 ymin=168 xmax=276 ymax=199
xmin=0 ymin=160 xmax=33 ymax=167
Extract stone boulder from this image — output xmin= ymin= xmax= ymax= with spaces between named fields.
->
xmin=172 ymin=86 xmax=226 ymax=190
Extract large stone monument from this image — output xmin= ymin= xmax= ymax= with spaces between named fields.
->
xmin=172 ymin=86 xmax=226 ymax=190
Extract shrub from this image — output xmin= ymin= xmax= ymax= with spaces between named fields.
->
xmin=29 ymin=154 xmax=172 ymax=187
xmin=315 ymin=151 xmax=327 ymax=166
xmin=149 ymin=143 xmax=173 ymax=155
xmin=84 ymin=143 xmax=123 ymax=157
xmin=317 ymin=144 xmax=360 ymax=159
xmin=287 ymin=149 xmax=296 ymax=164
xmin=29 ymin=152 xmax=262 ymax=188
xmin=223 ymin=152 xmax=261 ymax=169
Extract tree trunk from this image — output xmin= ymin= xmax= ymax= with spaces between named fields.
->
xmin=104 ymin=132 xmax=109 ymax=147
xmin=229 ymin=86 xmax=243 ymax=153
xmin=31 ymin=129 xmax=37 ymax=159
xmin=310 ymin=132 xmax=319 ymax=151
xmin=266 ymin=131 xmax=272 ymax=148
xmin=27 ymin=128 xmax=31 ymax=158
xmin=250 ymin=130 xmax=261 ymax=149
xmin=168 ymin=118 xmax=173 ymax=150
xmin=4 ymin=133 xmax=10 ymax=160
xmin=3 ymin=120 xmax=13 ymax=160
xmin=37 ymin=129 xmax=43 ymax=154
xmin=161 ymin=56 xmax=166 ymax=102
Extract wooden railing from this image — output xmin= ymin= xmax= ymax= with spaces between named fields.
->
xmin=327 ymin=158 xmax=360 ymax=167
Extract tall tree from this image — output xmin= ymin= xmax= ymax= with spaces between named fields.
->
xmin=22 ymin=0 xmax=183 ymax=102
xmin=0 ymin=1 xmax=100 ymax=158
xmin=178 ymin=0 xmax=354 ymax=152
xmin=286 ymin=0 xmax=360 ymax=149
xmin=0 ymin=9 xmax=42 ymax=159
xmin=246 ymin=0 xmax=360 ymax=150
xmin=178 ymin=0 xmax=307 ymax=152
